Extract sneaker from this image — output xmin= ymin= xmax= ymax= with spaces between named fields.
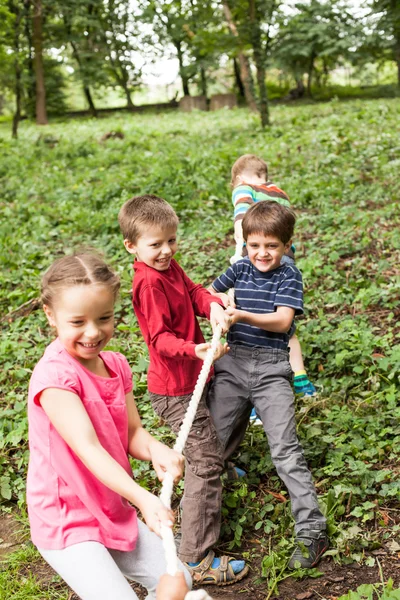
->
xmin=294 ymin=378 xmax=317 ymax=397
xmin=249 ymin=407 xmax=263 ymax=426
xmin=224 ymin=461 xmax=247 ymax=481
xmin=288 ymin=529 xmax=329 ymax=569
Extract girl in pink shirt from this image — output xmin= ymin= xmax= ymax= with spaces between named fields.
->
xmin=27 ymin=253 xmax=191 ymax=600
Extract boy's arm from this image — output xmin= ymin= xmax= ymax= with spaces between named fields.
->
xmin=209 ymin=263 xmax=238 ymax=295
xmin=232 ymin=185 xmax=253 ymax=261
xmin=179 ymin=265 xmax=224 ymax=318
xmin=139 ymin=284 xmax=198 ymax=359
xmin=226 ymin=305 xmax=295 ymax=333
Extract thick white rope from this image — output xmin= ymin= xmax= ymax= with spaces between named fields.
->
xmin=159 ymin=325 xmax=222 ymax=577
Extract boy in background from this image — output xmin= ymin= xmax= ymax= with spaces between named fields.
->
xmin=230 ymin=153 xmax=316 ymax=398
xmin=209 ymin=201 xmax=328 ymax=568
xmin=119 ymin=195 xmax=248 ymax=586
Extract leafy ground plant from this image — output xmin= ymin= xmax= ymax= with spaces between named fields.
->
xmin=0 ymin=98 xmax=400 ymax=598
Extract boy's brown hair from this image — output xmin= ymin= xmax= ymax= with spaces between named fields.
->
xmin=41 ymin=253 xmax=120 ymax=307
xmin=118 ymin=194 xmax=179 ymax=243
xmin=231 ymin=154 xmax=268 ymax=187
xmin=242 ymin=201 xmax=295 ymax=245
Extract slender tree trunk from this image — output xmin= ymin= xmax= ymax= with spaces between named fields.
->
xmin=124 ymin=85 xmax=134 ymax=108
xmin=69 ymin=36 xmax=98 ymax=117
xmin=307 ymin=52 xmax=315 ymax=97
xmin=395 ymin=39 xmax=400 ymax=86
xmin=200 ymin=65 xmax=207 ymax=97
xmin=83 ymin=86 xmax=97 ymax=117
xmin=249 ymin=0 xmax=269 ymax=127
xmin=223 ymin=0 xmax=258 ymax=111
xmin=175 ymin=40 xmax=190 ymax=96
xmin=233 ymin=58 xmax=245 ymax=100
xmin=390 ymin=0 xmax=400 ymax=86
xmin=32 ymin=0 xmax=47 ymax=124
xmin=12 ymin=3 xmax=23 ymax=138
xmin=24 ymin=0 xmax=36 ymax=112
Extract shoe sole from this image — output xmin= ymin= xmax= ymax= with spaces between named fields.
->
xmin=193 ymin=564 xmax=250 ymax=587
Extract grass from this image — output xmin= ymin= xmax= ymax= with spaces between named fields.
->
xmin=0 ymin=98 xmax=400 ymax=596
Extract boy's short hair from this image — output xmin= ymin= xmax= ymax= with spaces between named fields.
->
xmin=118 ymin=194 xmax=179 ymax=243
xmin=242 ymin=201 xmax=295 ymax=244
xmin=231 ymin=154 xmax=268 ymax=187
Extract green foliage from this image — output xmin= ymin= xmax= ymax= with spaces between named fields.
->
xmin=338 ymin=579 xmax=400 ymax=600
xmin=0 ymin=100 xmax=400 ymax=594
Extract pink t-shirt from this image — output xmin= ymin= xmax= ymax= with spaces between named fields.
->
xmin=27 ymin=338 xmax=138 ymax=551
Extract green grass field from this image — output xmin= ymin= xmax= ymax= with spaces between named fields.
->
xmin=1 ymin=99 xmax=400 ymax=598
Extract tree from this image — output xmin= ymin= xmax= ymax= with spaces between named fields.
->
xmin=366 ymin=0 xmax=400 ymax=86
xmin=32 ymin=0 xmax=47 ymax=123
xmin=222 ymin=0 xmax=258 ymax=111
xmin=98 ymin=0 xmax=141 ymax=108
xmin=275 ymin=0 xmax=359 ymax=97
xmin=59 ymin=0 xmax=109 ymax=116
xmin=221 ymin=0 xmax=283 ymax=127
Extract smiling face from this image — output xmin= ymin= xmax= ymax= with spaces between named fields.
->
xmin=246 ymin=232 xmax=291 ymax=273
xmin=124 ymin=225 xmax=178 ymax=271
xmin=44 ymin=284 xmax=115 ymax=369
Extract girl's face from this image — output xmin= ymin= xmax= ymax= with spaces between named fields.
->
xmin=44 ymin=284 xmax=115 ymax=368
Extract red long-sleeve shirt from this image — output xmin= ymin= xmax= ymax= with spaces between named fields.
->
xmin=132 ymin=259 xmax=224 ymax=396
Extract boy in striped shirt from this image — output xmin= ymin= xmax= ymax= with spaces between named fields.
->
xmin=230 ymin=153 xmax=316 ymax=398
xmin=208 ymin=201 xmax=328 ymax=568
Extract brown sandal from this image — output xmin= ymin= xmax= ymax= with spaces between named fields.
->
xmin=185 ymin=549 xmax=249 ymax=586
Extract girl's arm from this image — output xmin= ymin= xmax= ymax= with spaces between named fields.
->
xmin=125 ymin=391 xmax=184 ymax=483
xmin=40 ymin=388 xmax=174 ymax=536
xmin=226 ymin=305 xmax=295 ymax=333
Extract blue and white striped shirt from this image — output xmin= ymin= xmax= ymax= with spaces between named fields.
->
xmin=212 ymin=258 xmax=303 ymax=350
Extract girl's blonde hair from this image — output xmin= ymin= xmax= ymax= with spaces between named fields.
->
xmin=41 ymin=253 xmax=120 ymax=307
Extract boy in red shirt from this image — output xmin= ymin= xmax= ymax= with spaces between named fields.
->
xmin=119 ymin=194 xmax=248 ymax=586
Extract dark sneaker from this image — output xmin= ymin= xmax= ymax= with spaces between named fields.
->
xmin=288 ymin=529 xmax=329 ymax=569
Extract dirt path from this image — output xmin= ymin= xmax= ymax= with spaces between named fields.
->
xmin=2 ymin=513 xmax=399 ymax=599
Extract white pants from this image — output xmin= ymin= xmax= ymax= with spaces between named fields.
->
xmin=38 ymin=520 xmax=192 ymax=600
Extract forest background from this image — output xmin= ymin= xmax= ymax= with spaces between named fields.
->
xmin=1 ymin=0 xmax=400 ymax=599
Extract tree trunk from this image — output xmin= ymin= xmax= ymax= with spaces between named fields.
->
xmin=11 ymin=2 xmax=23 ymax=138
xmin=32 ymin=0 xmax=47 ymax=124
xmin=68 ymin=35 xmax=98 ymax=117
xmin=175 ymin=40 xmax=190 ymax=96
xmin=249 ymin=0 xmax=269 ymax=127
xmin=307 ymin=52 xmax=315 ymax=97
xmin=23 ymin=0 xmax=36 ymax=112
xmin=124 ymin=85 xmax=134 ymax=108
xmin=390 ymin=0 xmax=400 ymax=86
xmin=200 ymin=65 xmax=207 ymax=97
xmin=83 ymin=86 xmax=98 ymax=117
xmin=233 ymin=58 xmax=245 ymax=100
xmin=222 ymin=1 xmax=258 ymax=112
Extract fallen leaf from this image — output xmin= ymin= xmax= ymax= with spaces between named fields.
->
xmin=296 ymin=592 xmax=314 ymax=599
xmin=387 ymin=540 xmax=400 ymax=553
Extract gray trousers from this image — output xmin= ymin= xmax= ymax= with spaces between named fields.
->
xmin=149 ymin=388 xmax=224 ymax=562
xmin=208 ymin=345 xmax=326 ymax=533
xmin=38 ymin=520 xmax=192 ymax=600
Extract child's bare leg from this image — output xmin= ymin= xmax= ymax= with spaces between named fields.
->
xmin=288 ymin=334 xmax=305 ymax=372
xmin=289 ymin=335 xmax=317 ymax=396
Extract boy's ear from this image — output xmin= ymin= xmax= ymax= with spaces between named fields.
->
xmin=43 ymin=305 xmax=56 ymax=327
xmin=284 ymin=239 xmax=292 ymax=252
xmin=124 ymin=239 xmax=137 ymax=255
